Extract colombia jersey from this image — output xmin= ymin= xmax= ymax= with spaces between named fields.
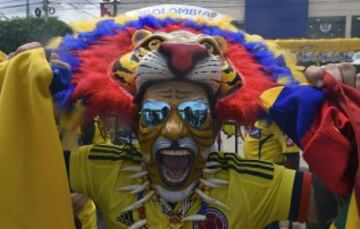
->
xmin=68 ymin=144 xmax=311 ymax=229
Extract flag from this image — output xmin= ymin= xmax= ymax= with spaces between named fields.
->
xmin=0 ymin=48 xmax=74 ymax=228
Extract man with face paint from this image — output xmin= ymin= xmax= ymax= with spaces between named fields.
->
xmin=61 ymin=29 xmax=321 ymax=228
xmin=67 ymin=82 xmax=313 ymax=229
xmin=2 ymin=12 xmax=360 ymax=229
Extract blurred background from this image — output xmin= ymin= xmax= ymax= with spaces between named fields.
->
xmin=1 ymin=0 xmax=360 ymax=67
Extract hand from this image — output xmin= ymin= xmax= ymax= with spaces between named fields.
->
xmin=71 ymin=193 xmax=89 ymax=216
xmin=49 ymin=52 xmax=71 ymax=70
xmin=305 ymin=63 xmax=360 ymax=89
xmin=5 ymin=42 xmax=71 ymax=71
xmin=6 ymin=42 xmax=42 ymax=60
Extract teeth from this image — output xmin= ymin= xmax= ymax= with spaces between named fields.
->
xmin=164 ymin=167 xmax=190 ymax=182
xmin=160 ymin=149 xmax=190 ymax=156
xmin=157 ymin=149 xmax=193 ymax=184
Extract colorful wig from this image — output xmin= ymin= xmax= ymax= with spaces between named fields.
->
xmin=54 ymin=14 xmax=299 ymax=129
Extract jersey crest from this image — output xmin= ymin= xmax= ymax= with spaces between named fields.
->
xmin=193 ymin=207 xmax=228 ymax=229
xmin=285 ymin=137 xmax=295 ymax=147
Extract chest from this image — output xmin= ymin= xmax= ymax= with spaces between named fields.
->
xmin=97 ymin=179 xmax=253 ymax=229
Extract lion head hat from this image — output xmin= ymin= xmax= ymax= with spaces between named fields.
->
xmin=53 ymin=6 xmax=301 ymax=129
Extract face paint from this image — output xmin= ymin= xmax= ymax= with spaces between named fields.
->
xmin=138 ymin=81 xmax=215 ymax=192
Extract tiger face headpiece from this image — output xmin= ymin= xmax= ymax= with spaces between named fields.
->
xmin=111 ymin=29 xmax=241 ymax=100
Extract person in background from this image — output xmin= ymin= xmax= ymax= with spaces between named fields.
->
xmin=244 ymin=118 xmax=300 ymax=169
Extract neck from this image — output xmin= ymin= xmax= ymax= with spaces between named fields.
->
xmin=154 ymin=182 xmax=197 ymax=203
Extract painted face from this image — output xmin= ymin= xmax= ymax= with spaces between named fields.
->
xmin=138 ymin=81 xmax=215 ymax=192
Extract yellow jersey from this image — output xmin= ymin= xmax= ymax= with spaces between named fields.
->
xmin=68 ymin=144 xmax=311 ymax=229
xmin=243 ymin=119 xmax=300 ymax=164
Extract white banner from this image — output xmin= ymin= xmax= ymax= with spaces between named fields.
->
xmin=125 ymin=4 xmax=228 ymax=22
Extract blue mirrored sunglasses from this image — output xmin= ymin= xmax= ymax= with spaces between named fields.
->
xmin=141 ymin=100 xmax=209 ymax=129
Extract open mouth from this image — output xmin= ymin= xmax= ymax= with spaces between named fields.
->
xmin=156 ymin=148 xmax=194 ymax=187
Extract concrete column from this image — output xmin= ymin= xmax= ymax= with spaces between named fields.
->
xmin=345 ymin=14 xmax=352 ymax=38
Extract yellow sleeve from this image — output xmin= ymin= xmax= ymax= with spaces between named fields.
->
xmin=70 ymin=145 xmax=115 ymax=199
xmin=78 ymin=199 xmax=97 ymax=229
xmin=265 ymin=166 xmax=296 ymax=222
xmin=250 ymin=165 xmax=296 ymax=227
xmin=70 ymin=145 xmax=93 ymax=195
xmin=247 ymin=166 xmax=312 ymax=227
xmin=0 ymin=48 xmax=74 ymax=228
xmin=69 ymin=144 xmax=131 ymax=201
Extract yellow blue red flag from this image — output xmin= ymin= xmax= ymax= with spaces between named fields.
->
xmin=0 ymin=48 xmax=74 ymax=228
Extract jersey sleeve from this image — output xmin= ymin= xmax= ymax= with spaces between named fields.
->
xmin=69 ymin=144 xmax=120 ymax=199
xmin=246 ymin=165 xmax=312 ymax=226
xmin=253 ymin=166 xmax=311 ymax=225
xmin=271 ymin=168 xmax=312 ymax=223
xmin=69 ymin=144 xmax=141 ymax=201
xmin=69 ymin=145 xmax=93 ymax=195
xmin=287 ymin=171 xmax=312 ymax=222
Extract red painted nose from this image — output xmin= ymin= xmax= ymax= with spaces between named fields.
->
xmin=159 ymin=41 xmax=208 ymax=75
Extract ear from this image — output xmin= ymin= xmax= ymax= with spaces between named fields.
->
xmin=132 ymin=29 xmax=152 ymax=47
xmin=213 ymin=36 xmax=227 ymax=55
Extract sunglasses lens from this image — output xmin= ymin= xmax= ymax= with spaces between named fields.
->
xmin=178 ymin=101 xmax=208 ymax=128
xmin=141 ymin=101 xmax=170 ymax=127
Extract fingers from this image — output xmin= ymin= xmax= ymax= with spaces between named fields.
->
xmin=322 ymin=64 xmax=343 ymax=82
xmin=6 ymin=52 xmax=15 ymax=60
xmin=305 ymin=65 xmax=324 ymax=88
xmin=356 ymin=73 xmax=360 ymax=90
xmin=338 ymin=62 xmax=356 ymax=87
xmin=50 ymin=52 xmax=60 ymax=60
xmin=6 ymin=43 xmax=72 ymax=71
xmin=50 ymin=53 xmax=71 ymax=70
xmin=304 ymin=63 xmax=358 ymax=89
xmin=16 ymin=42 xmax=42 ymax=53
xmin=6 ymin=42 xmax=43 ymax=60
xmin=323 ymin=63 xmax=358 ymax=89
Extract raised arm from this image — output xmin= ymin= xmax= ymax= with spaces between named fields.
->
xmin=261 ymin=63 xmax=360 ymax=193
xmin=261 ymin=63 xmax=360 ymax=226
